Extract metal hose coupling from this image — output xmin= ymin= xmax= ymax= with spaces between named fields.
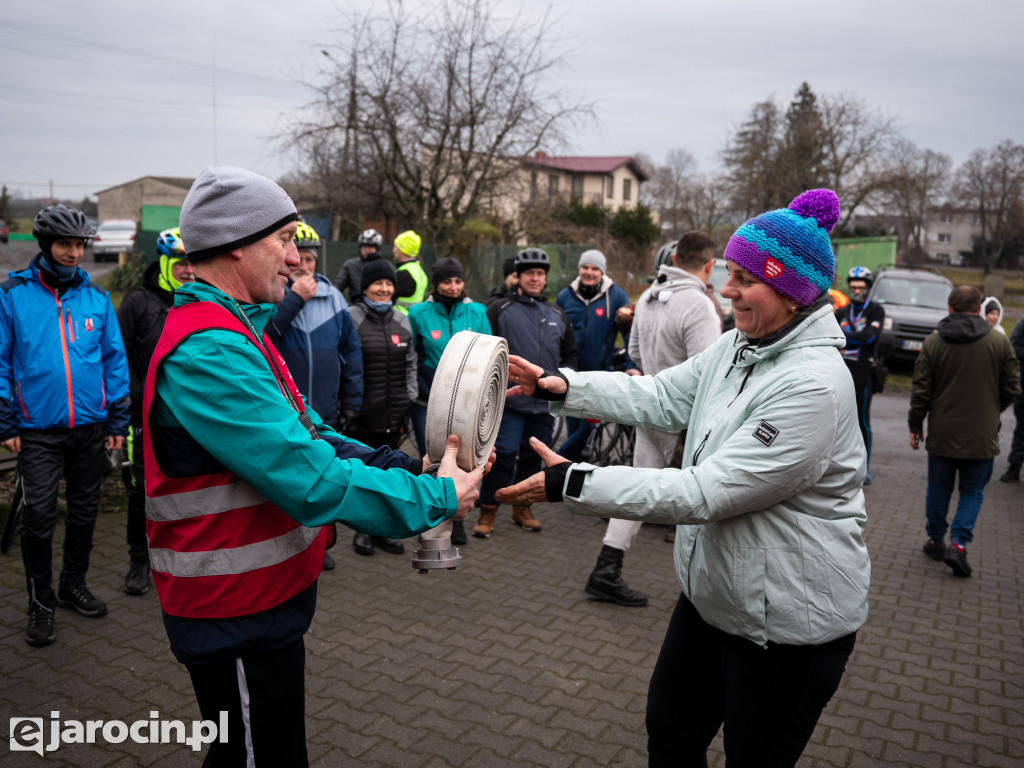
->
xmin=413 ymin=331 xmax=508 ymax=573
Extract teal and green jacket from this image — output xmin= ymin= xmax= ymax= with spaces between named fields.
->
xmin=408 ymin=295 xmax=491 ymax=401
xmin=152 ymin=282 xmax=457 ymax=535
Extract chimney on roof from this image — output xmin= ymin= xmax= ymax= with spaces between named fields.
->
xmin=534 ymin=151 xmax=547 ymax=158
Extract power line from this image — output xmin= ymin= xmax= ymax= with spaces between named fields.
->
xmin=0 ymin=21 xmax=293 ymax=88
xmin=0 ymin=82 xmax=292 ymax=110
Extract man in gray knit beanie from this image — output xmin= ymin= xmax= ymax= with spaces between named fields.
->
xmin=144 ymin=171 xmax=485 ymax=766
xmin=180 ymin=166 xmax=299 ymax=263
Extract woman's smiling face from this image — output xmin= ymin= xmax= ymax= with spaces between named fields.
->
xmin=720 ymin=261 xmax=796 ymax=339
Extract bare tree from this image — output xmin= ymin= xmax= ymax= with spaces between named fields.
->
xmin=285 ymin=0 xmax=591 ymax=253
xmin=817 ymin=92 xmax=898 ymax=233
xmin=878 ymin=138 xmax=952 ymax=253
xmin=644 ymin=148 xmax=697 ymax=238
xmin=953 ymin=139 xmax=1024 ymax=272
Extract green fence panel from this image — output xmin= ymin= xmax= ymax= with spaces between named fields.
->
xmin=140 ymin=205 xmax=182 ymax=233
xmin=833 ymin=237 xmax=898 ymax=286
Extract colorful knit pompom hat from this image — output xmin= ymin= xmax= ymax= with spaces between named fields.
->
xmin=722 ymin=189 xmax=840 ymax=307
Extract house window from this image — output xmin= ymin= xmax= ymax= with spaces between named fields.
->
xmin=571 ymin=175 xmax=583 ymax=201
xmin=938 ymin=212 xmax=952 ymax=223
xmin=606 ymin=175 xmax=614 ymax=198
xmin=938 ymin=233 xmax=952 ymax=243
xmin=548 ymin=174 xmax=559 ymax=196
xmin=623 ymin=178 xmax=632 ymax=202
xmin=937 ymin=253 xmax=950 ymax=261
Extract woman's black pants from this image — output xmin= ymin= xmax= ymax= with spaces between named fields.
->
xmin=646 ymin=593 xmax=856 ymax=768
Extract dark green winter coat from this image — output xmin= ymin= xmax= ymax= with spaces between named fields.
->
xmin=908 ymin=313 xmax=1021 ymax=459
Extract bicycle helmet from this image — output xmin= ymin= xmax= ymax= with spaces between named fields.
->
xmin=653 ymin=240 xmax=677 ymax=273
xmin=156 ymin=227 xmax=185 ymax=257
xmin=514 ymin=247 xmax=550 ymax=273
xmin=32 ymin=204 xmax=94 ymax=241
xmin=847 ymin=266 xmax=873 ymax=286
xmin=294 ymin=221 xmax=321 ymax=251
xmin=358 ymin=228 xmax=382 ymax=248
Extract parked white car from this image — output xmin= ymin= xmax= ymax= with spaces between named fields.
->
xmin=92 ymin=219 xmax=136 ymax=262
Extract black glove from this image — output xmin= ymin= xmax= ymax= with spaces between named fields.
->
xmin=338 ymin=409 xmax=360 ymax=432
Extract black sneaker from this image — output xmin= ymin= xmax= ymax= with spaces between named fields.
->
xmin=999 ymin=466 xmax=1020 ymax=483
xmin=26 ymin=603 xmax=55 ymax=646
xmin=922 ymin=539 xmax=946 ymax=561
xmin=451 ymin=520 xmax=468 ymax=546
xmin=371 ymin=536 xmax=405 ymax=555
xmin=57 ymin=583 xmax=108 ymax=617
xmin=353 ymin=533 xmax=375 ymax=556
xmin=322 ymin=551 xmax=336 ymax=571
xmin=943 ymin=543 xmax=972 ymax=577
xmin=124 ymin=560 xmax=151 ymax=596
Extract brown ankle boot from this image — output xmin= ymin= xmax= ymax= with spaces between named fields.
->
xmin=511 ymin=505 xmax=542 ymax=532
xmin=473 ymin=506 xmax=497 ymax=538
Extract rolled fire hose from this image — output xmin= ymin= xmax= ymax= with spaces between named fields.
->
xmin=413 ymin=331 xmax=509 ymax=572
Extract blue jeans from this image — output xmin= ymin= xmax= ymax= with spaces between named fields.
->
xmin=560 ymin=417 xmax=594 ymax=462
xmin=479 ymin=410 xmax=554 ymax=506
xmin=925 ymin=454 xmax=993 ymax=546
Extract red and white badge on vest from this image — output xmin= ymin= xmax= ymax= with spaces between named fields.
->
xmin=84 ymin=318 xmax=94 ymax=332
xmin=595 ymin=307 xmax=605 ymax=317
xmin=430 ymin=330 xmax=442 ymax=340
xmin=763 ymin=257 xmax=785 ymax=279
xmin=391 ymin=334 xmax=401 ymax=345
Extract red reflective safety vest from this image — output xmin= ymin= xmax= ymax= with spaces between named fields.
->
xmin=142 ymin=300 xmax=327 ymax=620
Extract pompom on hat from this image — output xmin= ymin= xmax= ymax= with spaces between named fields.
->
xmin=722 ymin=189 xmax=839 ymax=307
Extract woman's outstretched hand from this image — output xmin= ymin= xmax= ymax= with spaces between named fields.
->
xmin=495 ymin=436 xmax=569 ymax=505
xmin=506 ymin=354 xmax=568 ymax=399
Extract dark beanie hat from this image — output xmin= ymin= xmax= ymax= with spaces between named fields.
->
xmin=360 ymin=258 xmax=397 ymax=293
xmin=432 ymin=257 xmax=465 ymax=285
xmin=502 ymin=256 xmax=517 ymax=277
xmin=180 ymin=166 xmax=298 ymax=263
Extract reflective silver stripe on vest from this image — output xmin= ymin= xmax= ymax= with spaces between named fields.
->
xmin=149 ymin=525 xmax=321 ymax=577
xmin=147 ymin=481 xmax=267 ymax=522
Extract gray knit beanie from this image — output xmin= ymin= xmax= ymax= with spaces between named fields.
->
xmin=578 ymin=249 xmax=607 ymax=273
xmin=180 ymin=166 xmax=299 ymax=263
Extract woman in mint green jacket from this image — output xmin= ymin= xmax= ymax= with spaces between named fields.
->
xmin=498 ymin=191 xmax=871 ymax=768
xmin=408 ymin=258 xmax=491 ymax=542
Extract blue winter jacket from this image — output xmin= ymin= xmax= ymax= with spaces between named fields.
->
xmin=0 ymin=254 xmax=130 ymax=440
xmin=266 ymin=274 xmax=363 ymax=424
xmin=487 ymin=291 xmax=577 ymax=414
xmin=556 ymin=275 xmax=637 ymax=372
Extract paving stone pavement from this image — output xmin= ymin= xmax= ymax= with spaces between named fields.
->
xmin=1 ymin=389 xmax=1021 ymax=767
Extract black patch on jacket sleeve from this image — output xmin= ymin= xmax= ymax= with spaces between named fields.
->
xmin=752 ymin=421 xmax=779 ymax=446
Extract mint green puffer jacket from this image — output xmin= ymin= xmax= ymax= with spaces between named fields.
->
xmin=554 ymin=303 xmax=870 ymax=647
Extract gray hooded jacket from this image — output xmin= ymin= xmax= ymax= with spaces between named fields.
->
xmin=628 ymin=264 xmax=720 ymax=375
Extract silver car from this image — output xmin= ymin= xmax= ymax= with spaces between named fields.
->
xmin=91 ymin=219 xmax=136 ymax=262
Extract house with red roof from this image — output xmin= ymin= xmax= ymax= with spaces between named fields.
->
xmin=522 ymin=153 xmax=648 ymax=211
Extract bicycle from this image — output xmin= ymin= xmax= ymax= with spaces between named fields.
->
xmin=582 ymin=419 xmax=635 ymax=467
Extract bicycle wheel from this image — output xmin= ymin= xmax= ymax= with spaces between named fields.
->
xmin=605 ymin=423 xmax=635 ymax=466
xmin=550 ymin=414 xmax=567 ymax=449
xmin=1 ymin=469 xmax=24 ymax=555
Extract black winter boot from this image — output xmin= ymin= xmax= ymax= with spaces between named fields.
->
xmin=585 ymin=545 xmax=648 ymax=607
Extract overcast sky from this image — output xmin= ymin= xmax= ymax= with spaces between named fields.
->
xmin=2 ymin=0 xmax=1022 ymax=202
